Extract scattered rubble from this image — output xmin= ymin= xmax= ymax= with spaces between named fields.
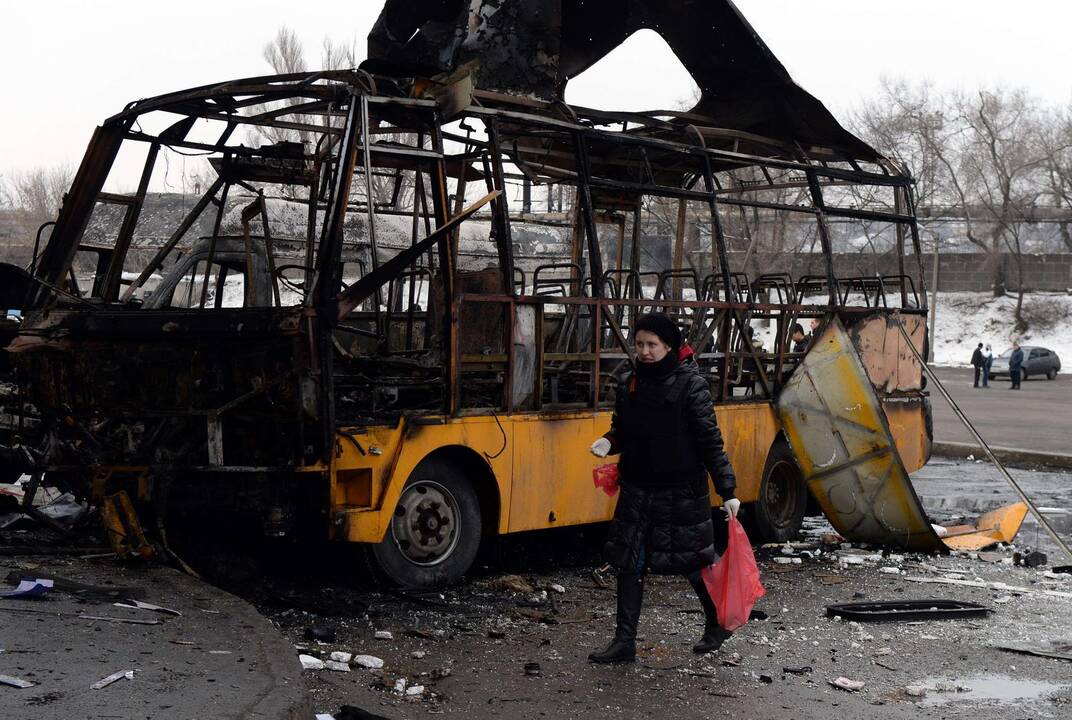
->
xmin=300 ymin=654 xmax=326 ymax=671
xmin=352 ymin=655 xmax=385 ymax=669
xmin=830 ymin=676 xmax=865 ymax=692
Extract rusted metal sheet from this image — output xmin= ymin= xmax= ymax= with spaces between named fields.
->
xmin=880 ymin=397 xmax=931 ymax=474
xmin=778 ymin=318 xmax=943 ymax=551
xmin=779 ymin=319 xmax=1027 ymax=552
xmin=941 ymin=503 xmax=1029 ymax=552
xmin=849 ymin=314 xmax=925 ymax=393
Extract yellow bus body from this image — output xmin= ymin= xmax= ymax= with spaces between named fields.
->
xmin=331 ymin=399 xmax=929 ymax=543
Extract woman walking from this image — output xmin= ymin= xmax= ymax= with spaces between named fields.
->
xmin=588 ymin=312 xmax=740 ymax=663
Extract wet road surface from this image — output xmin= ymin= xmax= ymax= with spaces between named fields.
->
xmin=928 ymin=366 xmax=1071 ymax=456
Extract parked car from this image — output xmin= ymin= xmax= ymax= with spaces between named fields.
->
xmin=989 ymin=346 xmax=1062 ymax=380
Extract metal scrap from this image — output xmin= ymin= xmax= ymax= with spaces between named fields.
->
xmin=90 ymin=669 xmax=135 ymax=690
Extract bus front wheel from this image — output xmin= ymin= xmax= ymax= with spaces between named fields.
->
xmin=746 ymin=440 xmax=807 ymax=544
xmin=368 ymin=457 xmax=482 ymax=589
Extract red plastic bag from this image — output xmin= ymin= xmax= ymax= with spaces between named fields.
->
xmin=592 ymin=463 xmax=619 ymax=496
xmin=701 ymin=516 xmax=765 ymax=631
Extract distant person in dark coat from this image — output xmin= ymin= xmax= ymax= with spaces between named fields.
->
xmin=1009 ymin=342 xmax=1024 ymax=390
xmin=982 ymin=344 xmax=993 ymax=387
xmin=790 ymin=323 xmax=808 ymax=354
xmin=971 ymin=343 xmax=984 ymax=388
xmin=588 ymin=312 xmax=738 ymax=664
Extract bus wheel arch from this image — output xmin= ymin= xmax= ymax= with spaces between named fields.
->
xmin=744 ymin=435 xmax=807 ymax=544
xmin=367 ymin=446 xmax=500 ymax=589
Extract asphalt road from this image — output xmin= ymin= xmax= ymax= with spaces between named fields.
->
xmin=928 ymin=366 xmax=1071 ymax=455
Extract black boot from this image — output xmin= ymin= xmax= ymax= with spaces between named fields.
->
xmin=588 ymin=573 xmax=643 ymax=663
xmin=687 ymin=571 xmax=733 ymax=654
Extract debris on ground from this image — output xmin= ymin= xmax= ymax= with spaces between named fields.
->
xmin=300 ymin=654 xmax=326 ymax=670
xmin=352 ymin=655 xmax=384 ymax=669
xmin=523 ymin=661 xmax=541 ymax=676
xmin=305 ymin=626 xmax=337 ymax=643
xmin=4 ymin=571 xmax=144 ymax=601
xmin=826 ymin=599 xmax=990 ymax=622
xmin=1014 ymin=549 xmax=1048 ymax=568
xmin=324 ymin=660 xmax=351 ymax=672
xmin=90 ymin=669 xmax=135 ymax=690
xmin=0 ymin=577 xmax=53 ymax=598
xmin=0 ymin=673 xmax=35 ymax=689
xmin=332 ymin=705 xmax=394 ymax=720
xmin=829 ymin=676 xmax=865 ymax=692
xmin=992 ymin=640 xmax=1072 ymax=662
xmin=330 ymin=651 xmax=353 ymax=664
xmin=904 ymin=684 xmax=927 ymax=697
xmin=113 ymin=599 xmax=181 ymax=616
xmin=374 ymin=630 xmax=393 ymax=640
xmin=493 ymin=575 xmax=535 ymax=594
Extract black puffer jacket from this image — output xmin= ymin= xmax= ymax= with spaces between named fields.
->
xmin=602 ymin=360 xmax=737 ymax=575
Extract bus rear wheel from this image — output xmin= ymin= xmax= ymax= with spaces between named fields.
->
xmin=368 ymin=457 xmax=482 ymax=589
xmin=747 ymin=440 xmax=807 ymax=544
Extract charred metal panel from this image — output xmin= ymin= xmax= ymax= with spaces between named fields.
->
xmin=367 ymin=0 xmax=877 ymax=158
xmin=8 ymin=308 xmax=306 ymax=469
xmin=368 ymin=0 xmax=561 ymax=99
xmin=777 ymin=318 xmax=943 ymax=551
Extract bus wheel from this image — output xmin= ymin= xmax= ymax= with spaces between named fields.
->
xmin=748 ymin=441 xmax=807 ymax=544
xmin=368 ymin=457 xmax=482 ymax=589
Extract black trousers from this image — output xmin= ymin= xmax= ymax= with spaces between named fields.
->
xmin=1011 ymin=369 xmax=1021 ymax=388
xmin=973 ymin=366 xmax=981 ymax=387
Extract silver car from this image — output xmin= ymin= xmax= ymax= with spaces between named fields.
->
xmin=989 ymin=346 xmax=1062 ymax=380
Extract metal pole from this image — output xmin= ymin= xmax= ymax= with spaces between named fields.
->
xmin=929 ymin=235 xmax=939 ymax=363
xmin=896 ymin=318 xmax=1072 ymax=562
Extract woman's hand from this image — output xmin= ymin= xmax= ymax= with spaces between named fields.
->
xmin=590 ymin=437 xmax=612 ymax=458
xmin=721 ymin=498 xmax=741 ymax=520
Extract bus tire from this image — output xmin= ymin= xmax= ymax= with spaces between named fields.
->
xmin=368 ymin=457 xmax=482 ymax=589
xmin=747 ymin=440 xmax=807 ymax=544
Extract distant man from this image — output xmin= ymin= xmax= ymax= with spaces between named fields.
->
xmin=790 ymin=323 xmax=808 ymax=354
xmin=1009 ymin=342 xmax=1024 ymax=390
xmin=982 ymin=344 xmax=994 ymax=388
xmin=971 ymin=342 xmax=984 ymax=388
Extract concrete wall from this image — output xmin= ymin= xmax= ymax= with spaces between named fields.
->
xmin=724 ymin=252 xmax=1072 ymax=293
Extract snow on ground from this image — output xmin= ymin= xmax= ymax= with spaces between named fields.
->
xmin=930 ymin=291 xmax=1072 ymax=371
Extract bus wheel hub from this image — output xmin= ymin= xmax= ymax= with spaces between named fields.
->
xmin=391 ymin=481 xmax=459 ymax=566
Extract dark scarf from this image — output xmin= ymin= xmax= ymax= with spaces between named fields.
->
xmin=634 ymin=353 xmax=678 ymax=382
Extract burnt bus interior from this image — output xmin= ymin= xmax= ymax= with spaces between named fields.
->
xmin=13 ymin=68 xmax=927 ymax=483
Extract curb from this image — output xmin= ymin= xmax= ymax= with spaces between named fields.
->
xmin=932 ymin=441 xmax=1072 ymax=471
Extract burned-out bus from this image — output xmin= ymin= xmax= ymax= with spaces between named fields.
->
xmin=5 ymin=2 xmax=939 ymax=586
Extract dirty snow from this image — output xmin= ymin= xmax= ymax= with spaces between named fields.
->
xmin=930 ymin=291 xmax=1072 ymax=372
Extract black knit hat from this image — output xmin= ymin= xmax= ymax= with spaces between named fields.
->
xmin=634 ymin=312 xmax=682 ymax=352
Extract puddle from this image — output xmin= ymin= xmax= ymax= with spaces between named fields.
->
xmin=916 ymin=674 xmax=1068 ymax=705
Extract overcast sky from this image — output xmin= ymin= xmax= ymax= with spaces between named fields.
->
xmin=2 ymin=1 xmax=1069 ymax=189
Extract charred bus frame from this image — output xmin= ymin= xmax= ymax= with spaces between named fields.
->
xmin=10 ymin=70 xmax=931 ymax=582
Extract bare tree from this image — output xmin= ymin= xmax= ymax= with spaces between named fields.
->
xmin=251 ymin=27 xmax=311 ymax=151
xmin=321 ymin=37 xmax=357 ymax=71
xmin=263 ymin=26 xmax=307 ymax=75
xmin=0 ymin=164 xmax=72 ymax=264
xmin=956 ymin=88 xmax=1048 ymax=326
xmin=3 ymin=164 xmax=73 ymax=223
xmin=1039 ymin=105 xmax=1072 ymax=252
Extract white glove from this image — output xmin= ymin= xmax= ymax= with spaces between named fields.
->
xmin=721 ymin=498 xmax=741 ymax=520
xmin=590 ymin=437 xmax=612 ymax=458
